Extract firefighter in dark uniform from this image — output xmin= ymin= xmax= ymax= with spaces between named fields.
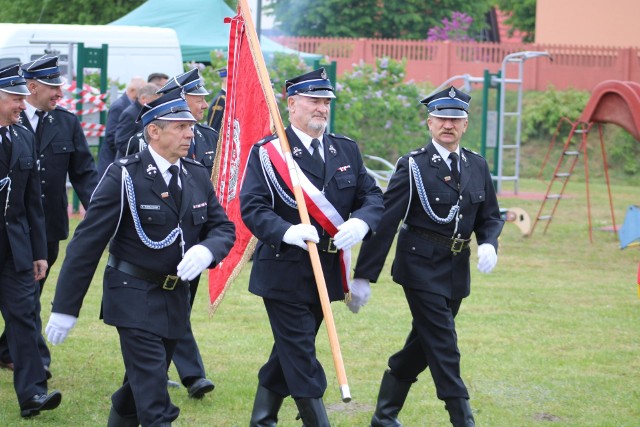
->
xmin=155 ymin=68 xmax=218 ymax=398
xmin=351 ymin=86 xmax=504 ymax=427
xmin=0 ymin=55 xmax=99 ymax=378
xmin=240 ymin=68 xmax=384 ymax=426
xmin=158 ymin=68 xmax=217 ymax=177
xmin=0 ymin=63 xmax=61 ymax=418
xmin=44 ymin=88 xmax=236 ymax=427
xmin=114 ymin=83 xmax=160 ymax=158
xmin=206 ymin=67 xmax=226 ymax=134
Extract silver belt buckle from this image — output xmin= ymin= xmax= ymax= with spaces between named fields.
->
xmin=162 ymin=275 xmax=180 ymax=290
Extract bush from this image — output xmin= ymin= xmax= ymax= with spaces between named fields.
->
xmin=521 ymin=86 xmax=590 ymax=142
xmin=333 ymin=57 xmax=431 ymax=160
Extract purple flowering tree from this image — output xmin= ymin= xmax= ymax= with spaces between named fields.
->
xmin=427 ymin=11 xmax=474 ymax=41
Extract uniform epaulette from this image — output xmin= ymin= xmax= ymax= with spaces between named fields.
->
xmin=462 ymin=146 xmax=483 ymax=158
xmin=328 ymin=133 xmax=355 ymax=143
xmin=13 ymin=123 xmax=29 ymax=132
xmin=115 ymin=154 xmax=142 ymax=167
xmin=196 ymin=122 xmax=214 ymax=131
xmin=183 ymin=157 xmax=205 ymax=168
xmin=407 ymin=145 xmax=428 ymax=158
xmin=54 ymin=105 xmax=72 ymax=114
xmin=255 ymin=134 xmax=277 ymax=146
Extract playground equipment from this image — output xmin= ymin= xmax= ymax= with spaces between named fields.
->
xmin=425 ymin=50 xmax=551 ymax=194
xmin=531 ymin=80 xmax=640 ymax=241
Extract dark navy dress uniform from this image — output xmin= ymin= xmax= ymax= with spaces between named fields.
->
xmin=240 ymin=126 xmax=383 ymax=398
xmin=0 ymin=123 xmax=52 ymax=410
xmin=354 ymin=86 xmax=504 ymax=426
xmin=114 ymin=100 xmax=144 ymax=158
xmin=156 ymin=69 xmax=218 ymax=395
xmin=207 ymin=67 xmax=226 ymax=133
xmin=49 ymin=89 xmax=235 ymax=426
xmin=51 ymin=148 xmax=235 ymax=425
xmin=207 ymin=88 xmax=225 ymax=133
xmin=99 ymin=92 xmax=132 ymax=175
xmin=0 ymin=63 xmax=60 ymax=417
xmin=0 ymin=55 xmax=99 ymax=374
xmin=190 ymin=123 xmax=217 ymax=177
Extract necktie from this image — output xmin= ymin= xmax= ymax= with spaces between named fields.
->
xmin=168 ymin=165 xmax=182 ymax=211
xmin=310 ymin=138 xmax=324 ymax=176
xmin=0 ymin=127 xmax=11 ymax=161
xmin=35 ymin=110 xmax=46 ymax=151
xmin=449 ymin=152 xmax=460 ymax=187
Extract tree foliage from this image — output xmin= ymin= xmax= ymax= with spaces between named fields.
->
xmin=265 ymin=0 xmax=493 ymax=40
xmin=0 ymin=0 xmax=145 ymax=24
xmin=496 ymin=0 xmax=537 ymax=42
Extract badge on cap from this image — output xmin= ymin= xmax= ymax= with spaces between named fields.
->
xmin=449 ymin=87 xmax=456 ymax=98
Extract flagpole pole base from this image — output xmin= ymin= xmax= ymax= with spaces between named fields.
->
xmin=340 ymin=384 xmax=351 ymax=403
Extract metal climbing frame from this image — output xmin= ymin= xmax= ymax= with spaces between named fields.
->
xmin=425 ymin=51 xmax=550 ymax=194
xmin=531 ymin=119 xmax=616 ymax=242
xmin=495 ymin=51 xmax=551 ymax=194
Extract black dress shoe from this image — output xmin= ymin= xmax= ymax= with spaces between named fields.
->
xmin=187 ymin=378 xmax=215 ymax=399
xmin=20 ymin=390 xmax=62 ymax=418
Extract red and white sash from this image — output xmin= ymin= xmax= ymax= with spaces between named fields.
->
xmin=263 ymin=139 xmax=350 ymax=293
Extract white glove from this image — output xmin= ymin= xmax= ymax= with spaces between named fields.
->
xmin=333 ymin=218 xmax=369 ymax=251
xmin=477 ymin=243 xmax=498 ymax=274
xmin=177 ymin=244 xmax=214 ymax=281
xmin=45 ymin=312 xmax=78 ymax=345
xmin=346 ymin=278 xmax=371 ymax=313
xmin=282 ymin=224 xmax=319 ymax=251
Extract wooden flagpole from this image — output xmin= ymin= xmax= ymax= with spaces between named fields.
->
xmin=238 ymin=0 xmax=351 ymax=403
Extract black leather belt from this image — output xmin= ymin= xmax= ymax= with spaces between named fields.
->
xmin=403 ymin=224 xmax=470 ymax=253
xmin=107 ymin=255 xmax=182 ymax=290
xmin=317 ymin=236 xmax=338 ymax=253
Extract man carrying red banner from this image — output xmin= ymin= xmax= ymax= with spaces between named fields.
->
xmin=240 ymin=68 xmax=384 ymax=426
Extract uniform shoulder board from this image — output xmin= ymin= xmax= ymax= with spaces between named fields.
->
xmin=13 ymin=123 xmax=29 ymax=132
xmin=54 ymin=105 xmax=72 ymax=114
xmin=407 ymin=145 xmax=428 ymax=158
xmin=255 ymin=134 xmax=277 ymax=146
xmin=328 ymin=133 xmax=355 ymax=143
xmin=462 ymin=146 xmax=483 ymax=158
xmin=183 ymin=157 xmax=205 ymax=168
xmin=114 ymin=154 xmax=142 ymax=168
xmin=196 ymin=122 xmax=214 ymax=131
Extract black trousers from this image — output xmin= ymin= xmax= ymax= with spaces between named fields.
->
xmin=258 ymin=298 xmax=327 ymax=399
xmin=387 ymin=287 xmax=469 ymax=401
xmin=170 ymin=274 xmax=206 ymax=385
xmin=0 ymin=240 xmax=58 ymax=366
xmin=0 ymin=232 xmax=48 ymax=405
xmin=112 ymin=327 xmax=180 ymax=427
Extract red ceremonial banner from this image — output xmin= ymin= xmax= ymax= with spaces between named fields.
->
xmin=208 ymin=10 xmax=273 ymax=312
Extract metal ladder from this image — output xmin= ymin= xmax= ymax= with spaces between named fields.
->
xmin=531 ymin=120 xmax=591 ymax=236
xmin=494 ymin=52 xmax=552 ymax=193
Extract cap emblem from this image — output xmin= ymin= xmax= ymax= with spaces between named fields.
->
xmin=448 ymin=87 xmax=456 ymax=98
xmin=321 ymin=70 xmax=327 ymax=79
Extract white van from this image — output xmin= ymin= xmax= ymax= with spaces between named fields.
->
xmin=0 ymin=23 xmax=184 ymax=85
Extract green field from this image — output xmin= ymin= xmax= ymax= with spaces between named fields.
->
xmin=0 ymin=176 xmax=639 ymax=426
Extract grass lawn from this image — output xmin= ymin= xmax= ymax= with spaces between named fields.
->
xmin=0 ymin=176 xmax=639 ymax=426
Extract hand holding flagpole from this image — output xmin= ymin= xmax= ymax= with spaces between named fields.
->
xmin=237 ymin=0 xmax=351 ymax=402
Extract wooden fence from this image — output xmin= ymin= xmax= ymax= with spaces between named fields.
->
xmin=272 ymin=36 xmax=640 ymax=92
